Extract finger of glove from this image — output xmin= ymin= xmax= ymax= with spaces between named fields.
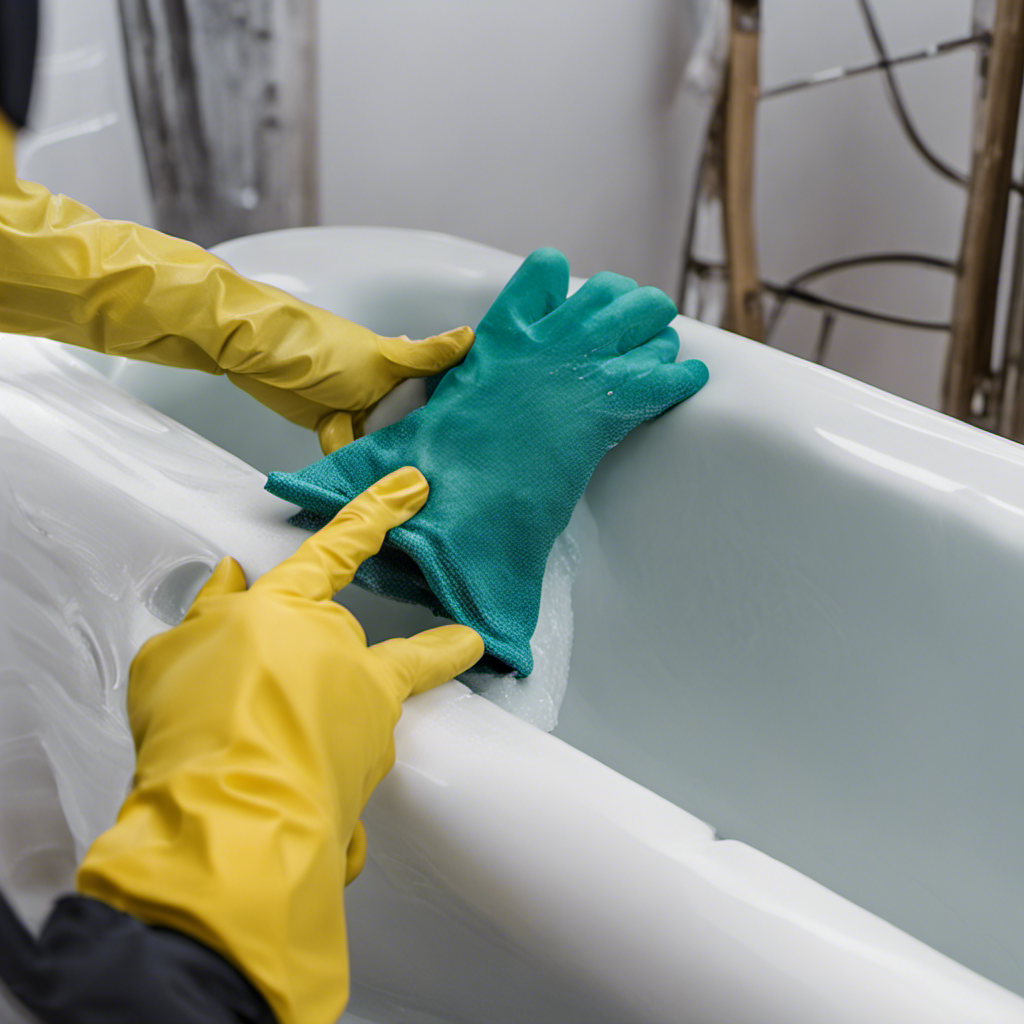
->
xmin=483 ymin=248 xmax=570 ymax=330
xmin=345 ymin=820 xmax=368 ymax=884
xmin=317 ymin=410 xmax=356 ymax=454
xmin=617 ymin=348 xmax=710 ymax=412
xmin=612 ymin=326 xmax=680 ymax=369
xmin=188 ymin=557 xmax=248 ymax=615
xmin=256 ymin=467 xmax=430 ymax=601
xmin=378 ymin=325 xmax=475 ymax=377
xmin=371 ymin=625 xmax=485 ymax=700
xmin=537 ymin=270 xmax=637 ymax=341
xmin=589 ymin=286 xmax=678 ymax=355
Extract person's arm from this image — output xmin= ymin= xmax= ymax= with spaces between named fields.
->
xmin=0 ymin=115 xmax=473 ymax=450
xmin=0 ymin=467 xmax=483 ymax=1024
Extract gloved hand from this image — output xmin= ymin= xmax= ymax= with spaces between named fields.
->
xmin=266 ymin=249 xmax=709 ymax=676
xmin=0 ymin=114 xmax=473 ymax=449
xmin=75 ymin=467 xmax=483 ymax=1024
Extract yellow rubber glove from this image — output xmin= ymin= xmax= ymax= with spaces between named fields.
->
xmin=0 ymin=115 xmax=473 ymax=450
xmin=76 ymin=467 xmax=484 ymax=1024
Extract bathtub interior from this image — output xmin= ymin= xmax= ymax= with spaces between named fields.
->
xmin=44 ymin=227 xmax=1024 ymax=1001
xmin=560 ymin=388 xmax=1024 ymax=998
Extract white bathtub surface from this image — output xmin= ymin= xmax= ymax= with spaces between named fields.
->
xmin=214 ymin=227 xmax=1024 ymax=1003
xmin=1 ymin=227 xmax=1023 ymax=1023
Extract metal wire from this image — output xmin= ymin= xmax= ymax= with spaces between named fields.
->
xmin=760 ymin=32 xmax=989 ymax=101
xmin=678 ymin=1 xmax=980 ymax=344
xmin=689 ymin=253 xmax=954 ymax=335
xmin=677 ymin=129 xmax=716 ymax=309
xmin=762 ymin=282 xmax=951 ymax=333
xmin=854 ymin=0 xmax=972 ymax=190
xmin=762 ymin=251 xmax=956 ymax=340
xmin=813 ymin=312 xmax=837 ymax=364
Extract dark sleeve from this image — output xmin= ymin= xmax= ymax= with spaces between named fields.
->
xmin=0 ymin=890 xmax=277 ymax=1024
xmin=0 ymin=0 xmax=39 ymax=127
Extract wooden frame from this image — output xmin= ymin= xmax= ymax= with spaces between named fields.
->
xmin=944 ymin=0 xmax=1024 ymax=429
xmin=721 ymin=0 xmax=764 ymax=341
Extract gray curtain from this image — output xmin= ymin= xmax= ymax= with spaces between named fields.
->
xmin=119 ymin=0 xmax=318 ymax=247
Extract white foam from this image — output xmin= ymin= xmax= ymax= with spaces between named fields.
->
xmin=459 ymin=503 xmax=590 ymax=732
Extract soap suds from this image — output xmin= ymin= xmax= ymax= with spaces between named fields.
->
xmin=459 ymin=502 xmax=589 ymax=732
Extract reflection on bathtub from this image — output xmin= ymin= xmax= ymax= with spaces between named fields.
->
xmin=0 ymin=340 xmax=228 ymax=941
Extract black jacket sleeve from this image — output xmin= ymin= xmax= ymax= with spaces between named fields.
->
xmin=0 ymin=0 xmax=38 ymax=126
xmin=0 ymin=890 xmax=276 ymax=1024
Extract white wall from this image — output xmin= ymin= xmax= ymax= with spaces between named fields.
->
xmin=22 ymin=0 xmax=984 ymax=412
xmin=316 ymin=0 xmax=704 ymax=292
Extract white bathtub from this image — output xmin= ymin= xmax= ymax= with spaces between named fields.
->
xmin=1 ymin=227 xmax=1023 ymax=1023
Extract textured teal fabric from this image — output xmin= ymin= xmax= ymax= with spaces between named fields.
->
xmin=266 ymin=249 xmax=708 ymax=676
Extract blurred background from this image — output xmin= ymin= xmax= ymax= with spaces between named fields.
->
xmin=20 ymin=1 xmax=982 ymax=412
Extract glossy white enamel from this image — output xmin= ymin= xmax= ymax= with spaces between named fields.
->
xmin=1 ymin=227 xmax=1023 ymax=1023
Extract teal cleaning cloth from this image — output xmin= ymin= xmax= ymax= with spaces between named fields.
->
xmin=266 ymin=249 xmax=708 ymax=676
